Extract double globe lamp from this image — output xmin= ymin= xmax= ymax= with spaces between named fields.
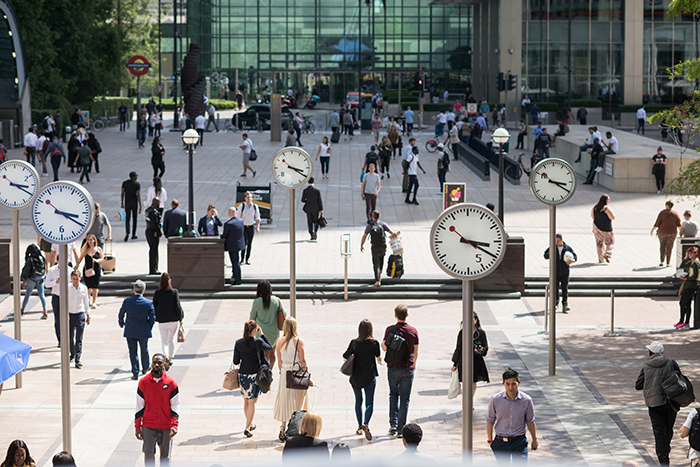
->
xmin=492 ymin=127 xmax=511 ymax=224
xmin=181 ymin=128 xmax=200 ymax=237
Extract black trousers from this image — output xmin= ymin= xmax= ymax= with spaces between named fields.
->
xmin=51 ymin=156 xmax=62 ymax=181
xmin=371 ymin=243 xmax=386 ymax=282
xmin=145 ymin=229 xmax=160 ymax=273
xmin=654 ymin=167 xmax=665 ymax=191
xmin=679 ymin=287 xmax=695 ymax=325
xmin=554 ymin=275 xmax=569 ymax=305
xmin=306 ymin=210 xmax=319 ymax=235
xmin=125 ymin=203 xmax=138 ymax=236
xmin=241 ymin=225 xmax=255 ymax=262
xmin=648 ymin=401 xmax=677 ymax=466
xmin=152 ymin=161 xmax=165 ymax=179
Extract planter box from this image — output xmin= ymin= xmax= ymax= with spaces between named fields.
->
xmin=167 ymin=237 xmax=225 ymax=291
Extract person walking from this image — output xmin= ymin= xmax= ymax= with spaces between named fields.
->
xmin=134 ymin=354 xmax=180 ymax=464
xmin=195 ymin=112 xmax=206 ymax=146
xmin=343 ymin=319 xmax=382 ymax=441
xmin=681 ymin=210 xmax=698 ymax=238
xmin=371 ymin=113 xmax=383 ymax=143
xmin=382 ymin=304 xmax=419 ymax=438
xmin=74 ymin=141 xmax=94 ymax=184
xmin=36 ymin=131 xmax=48 ymax=177
xmin=274 ymin=317 xmax=311 ymax=441
xmin=315 ymin=137 xmax=332 ymax=179
xmin=637 ymin=105 xmax=647 ymax=135
xmin=543 ymin=233 xmax=577 ymax=312
xmin=144 ymin=198 xmax=163 ymax=275
xmin=86 ymin=133 xmax=101 ymax=173
xmin=206 ymin=102 xmax=219 ymax=132
xmin=121 ymin=172 xmax=142 ymax=242
xmin=651 ymin=200 xmax=682 ymax=268
xmin=162 ymin=200 xmax=187 ymax=238
xmin=293 ymin=113 xmax=304 ymax=146
xmin=361 ymin=163 xmax=381 ymax=223
xmin=77 ymin=235 xmax=103 ymax=309
xmin=46 ymin=136 xmax=66 ymax=182
xmin=530 ymin=102 xmax=540 ymax=125
xmin=635 ymin=341 xmax=681 ymax=466
xmin=405 ymin=146 xmax=426 ymax=205
xmin=249 ymin=280 xmax=286 ymax=368
xmin=234 ymin=320 xmax=272 ymax=437
xmin=329 ymin=109 xmax=340 ymax=136
xmin=360 ymin=210 xmax=396 ymax=287
xmin=23 ymin=127 xmax=37 ymax=167
xmin=152 ymin=273 xmax=184 ymax=370
xmin=85 ymin=202 xmax=111 ymax=249
xmin=404 ymin=106 xmax=414 ymax=136
xmin=401 ymin=138 xmax=416 ymax=193
xmin=137 ymin=114 xmax=148 ymax=148
xmin=436 ymin=143 xmax=450 ymax=192
xmin=119 ymin=101 xmax=128 ymax=131
xmin=239 ymin=134 xmax=256 ymax=177
xmin=343 ymin=109 xmax=354 ymax=141
xmin=451 ymin=312 xmax=489 ymax=400
xmin=151 ymin=137 xmax=166 ymax=179
xmin=68 ymin=270 xmax=90 ymax=369
xmin=486 ymin=368 xmax=538 ymax=464
xmin=652 ymin=146 xmax=667 ymax=194
xmin=378 ymin=135 xmax=393 ymax=179
xmin=301 ymin=178 xmax=323 ymax=241
xmin=45 ymin=260 xmax=62 ymax=346
xmin=146 ymin=177 xmax=167 ymax=215
xmin=198 ymin=203 xmax=222 ymax=237
xmin=576 ymin=105 xmax=587 ymax=125
xmin=20 ymin=244 xmax=47 ymax=319
xmin=237 ymin=192 xmax=261 ymax=265
xmin=119 ymin=280 xmax=156 ymax=380
xmin=221 ymin=207 xmax=245 ymax=285
xmin=677 ymin=247 xmax=700 ymax=329
xmin=591 ymin=194 xmax=615 ymax=263
xmin=67 ymin=133 xmax=80 ymax=173
xmin=388 ymin=126 xmax=401 ymax=160
xmin=362 ymin=145 xmax=380 ymax=173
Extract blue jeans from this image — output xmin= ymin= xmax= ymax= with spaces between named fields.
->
xmin=127 ymin=337 xmax=150 ymax=376
xmin=22 ymin=275 xmax=47 ymax=311
xmin=352 ymin=378 xmax=376 ymax=427
xmin=69 ymin=312 xmax=86 ymax=362
xmin=461 ymin=135 xmax=471 ymax=148
xmin=138 ymin=129 xmax=147 ymax=147
xmin=388 ymin=367 xmax=414 ymax=431
xmin=491 ymin=436 xmax=528 ymax=465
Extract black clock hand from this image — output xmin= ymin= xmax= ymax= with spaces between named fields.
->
xmin=474 ymin=245 xmax=497 ymax=259
xmin=459 ymin=238 xmax=490 ymax=247
xmin=47 ymin=201 xmax=86 ymax=228
xmin=3 ymin=177 xmax=33 ymax=197
xmin=547 ymin=179 xmax=571 ymax=193
xmin=282 ymin=159 xmax=305 ymax=175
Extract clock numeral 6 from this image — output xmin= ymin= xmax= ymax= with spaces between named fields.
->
xmin=59 ymin=226 xmax=65 ymax=233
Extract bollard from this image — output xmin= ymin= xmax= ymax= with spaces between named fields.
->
xmin=340 ymin=234 xmax=352 ymax=301
xmin=539 ymin=285 xmax=549 ymax=335
xmin=604 ymin=289 xmax=620 ymax=337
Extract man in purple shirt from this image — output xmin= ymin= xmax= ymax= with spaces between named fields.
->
xmin=486 ymin=368 xmax=538 ymax=464
xmin=382 ymin=304 xmax=419 ymax=438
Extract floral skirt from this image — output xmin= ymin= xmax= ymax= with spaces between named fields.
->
xmin=239 ymin=373 xmax=261 ymax=400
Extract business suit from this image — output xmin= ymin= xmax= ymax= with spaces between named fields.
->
xmin=221 ymin=216 xmax=245 ymax=284
xmin=301 ymin=184 xmax=323 ymax=239
xmin=118 ymin=294 xmax=156 ymax=377
xmin=198 ymin=214 xmax=223 ymax=236
xmin=163 ymin=207 xmax=187 ymax=238
xmin=544 ymin=242 xmax=578 ymax=309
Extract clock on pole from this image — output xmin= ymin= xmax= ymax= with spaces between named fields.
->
xmin=430 ymin=203 xmax=506 ymax=454
xmin=31 ymin=181 xmax=95 ymax=244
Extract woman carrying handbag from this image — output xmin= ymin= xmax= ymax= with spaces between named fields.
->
xmin=152 ymin=272 xmax=184 ymax=370
xmin=234 ymin=320 xmax=272 ymax=437
xmin=342 ymin=319 xmax=382 ymax=441
xmin=451 ymin=311 xmax=490 ymax=401
xmin=249 ymin=280 xmax=286 ymax=368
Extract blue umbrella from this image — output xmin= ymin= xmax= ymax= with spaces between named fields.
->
xmin=0 ymin=333 xmax=31 ymax=384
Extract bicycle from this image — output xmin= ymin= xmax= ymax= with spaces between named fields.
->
xmin=425 ymin=136 xmax=450 ymax=153
xmin=90 ymin=115 xmax=118 ymax=132
xmin=301 ymin=115 xmax=315 ymax=134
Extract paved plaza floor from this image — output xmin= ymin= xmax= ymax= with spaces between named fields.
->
xmin=1 ymin=119 xmax=700 ymax=466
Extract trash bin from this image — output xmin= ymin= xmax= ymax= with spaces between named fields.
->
xmin=236 ymin=182 xmax=273 ymax=224
xmin=64 ymin=126 xmax=71 ymax=143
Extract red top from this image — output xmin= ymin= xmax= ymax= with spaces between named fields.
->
xmin=135 ymin=372 xmax=180 ymax=430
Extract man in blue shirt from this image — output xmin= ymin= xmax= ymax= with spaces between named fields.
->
xmin=486 ymin=368 xmax=538 ymax=464
xmin=119 ymin=280 xmax=156 ymax=380
xmin=530 ymin=103 xmax=540 ymax=125
xmin=404 ymin=107 xmax=414 ymax=136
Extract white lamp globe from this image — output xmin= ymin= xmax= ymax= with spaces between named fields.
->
xmin=492 ymin=127 xmax=511 ymax=144
xmin=182 ymin=128 xmax=200 ymax=145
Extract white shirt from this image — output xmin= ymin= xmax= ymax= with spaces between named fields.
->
xmin=45 ymin=264 xmax=61 ymax=297
xmin=607 ymin=136 xmax=619 ymax=153
xmin=401 ymin=145 xmax=414 ymax=161
xmin=195 ymin=115 xmax=207 ymax=129
xmin=637 ymin=108 xmax=647 ymax=119
xmin=319 ymin=143 xmax=331 ymax=157
xmin=179 ymin=115 xmax=187 ymax=131
xmin=437 ymin=113 xmax=447 ymax=124
xmin=521 ymin=97 xmax=531 ymax=106
xmin=446 ymin=111 xmax=455 ymax=122
xmin=208 ymin=104 xmax=216 ymax=116
xmin=44 ymin=116 xmax=55 ymax=132
xmin=455 ymin=120 xmax=464 ymax=130
xmin=591 ymin=130 xmax=602 ymax=145
xmin=52 ymin=241 xmax=77 ymax=265
xmin=241 ymin=139 xmax=252 ymax=154
xmin=146 ymin=186 xmax=168 ymax=209
xmin=24 ymin=132 xmax=37 ymax=148
xmin=36 ymin=135 xmax=47 ymax=152
xmin=432 ymin=96 xmax=439 ymax=104
xmin=407 ymin=153 xmax=419 ymax=175
xmin=683 ymin=409 xmax=699 ymax=460
xmin=68 ymin=282 xmax=89 ymax=315
xmin=443 ymin=90 xmax=449 ymax=99
xmin=236 ymin=201 xmax=261 ymax=226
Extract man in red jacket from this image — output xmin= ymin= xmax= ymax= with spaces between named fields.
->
xmin=135 ymin=354 xmax=180 ymax=464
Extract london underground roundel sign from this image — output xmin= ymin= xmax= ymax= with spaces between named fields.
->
xmin=126 ymin=55 xmax=151 ymax=76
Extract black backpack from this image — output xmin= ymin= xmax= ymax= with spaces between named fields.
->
xmin=690 ymin=411 xmax=700 ymax=451
xmin=42 ymin=118 xmax=49 ymax=130
xmin=369 ymin=222 xmax=385 ymax=245
xmin=442 ymin=151 xmax=451 ymax=169
xmin=385 ymin=325 xmax=409 ymax=368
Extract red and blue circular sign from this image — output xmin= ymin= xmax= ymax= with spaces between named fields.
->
xmin=126 ymin=55 xmax=151 ymax=76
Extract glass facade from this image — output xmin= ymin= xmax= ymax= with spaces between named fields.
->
xmin=643 ymin=0 xmax=699 ymax=105
xmin=164 ymin=0 xmax=472 ymax=102
xmin=522 ymin=0 xmax=624 ymax=103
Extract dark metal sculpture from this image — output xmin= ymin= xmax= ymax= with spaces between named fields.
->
xmin=181 ymin=43 xmax=206 ymax=118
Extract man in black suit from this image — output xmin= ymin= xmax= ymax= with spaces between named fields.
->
xmin=301 ymin=177 xmax=323 ymax=241
xmin=221 ymin=207 xmax=245 ymax=285
xmin=162 ymin=199 xmax=188 ymax=238
xmin=543 ymin=233 xmax=577 ymax=313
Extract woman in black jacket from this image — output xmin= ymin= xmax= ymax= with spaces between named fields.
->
xmin=152 ymin=273 xmax=184 ymax=370
xmin=451 ymin=311 xmax=490 ymax=400
xmin=342 ymin=319 xmax=381 ymax=440
xmin=144 ymin=198 xmax=162 ymax=275
xmin=20 ymin=244 xmax=47 ymax=318
xmin=151 ymin=137 xmax=165 ymax=178
xmin=87 ymin=132 xmax=101 ymax=173
xmin=67 ymin=133 xmax=80 ymax=172
xmin=234 ymin=320 xmax=272 ymax=438
xmin=283 ymin=412 xmax=329 ymax=461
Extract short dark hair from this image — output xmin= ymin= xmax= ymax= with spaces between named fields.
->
xmin=371 ymin=145 xmax=376 ymax=151
xmin=52 ymin=451 xmax=76 ymax=466
xmin=395 ymin=304 xmax=408 ymax=320
xmin=502 ymin=367 xmax=520 ymax=382
xmin=129 ymin=171 xmax=137 ymax=180
xmin=401 ymin=423 xmax=423 ymax=446
xmin=308 ymin=177 xmax=315 ymax=184
xmin=485 ymin=203 xmax=495 ymax=211
xmin=606 ymin=131 xmax=612 ymax=137
xmin=371 ymin=210 xmax=380 ymax=220
xmin=555 ymin=233 xmax=563 ymax=240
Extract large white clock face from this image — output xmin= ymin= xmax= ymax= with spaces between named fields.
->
xmin=430 ymin=203 xmax=506 ymax=280
xmin=0 ymin=160 xmax=39 ymax=209
xmin=31 ymin=181 xmax=95 ymax=244
xmin=272 ymin=147 xmax=313 ymax=189
xmin=529 ymin=158 xmax=577 ymax=205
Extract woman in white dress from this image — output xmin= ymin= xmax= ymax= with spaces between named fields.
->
xmin=274 ymin=317 xmax=310 ymax=441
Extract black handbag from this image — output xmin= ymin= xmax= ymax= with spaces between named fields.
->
xmin=255 ymin=340 xmax=273 ymax=393
xmin=318 ymin=214 xmax=328 ymax=229
xmin=249 ymin=149 xmax=258 ymax=161
xmin=663 ymin=367 xmax=695 ymax=407
xmin=340 ymin=340 xmax=355 ymax=376
xmin=286 ymin=340 xmax=311 ymax=389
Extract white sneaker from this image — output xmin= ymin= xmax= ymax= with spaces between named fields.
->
xmin=594 ymin=166 xmax=603 ymax=172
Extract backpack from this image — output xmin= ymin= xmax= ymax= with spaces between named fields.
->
xmin=384 ymin=325 xmax=409 ymax=368
xmin=41 ymin=118 xmax=49 ymax=130
xmin=442 ymin=152 xmax=451 ymax=170
xmin=369 ymin=222 xmax=385 ymax=245
xmin=689 ymin=411 xmax=700 ymax=451
xmin=386 ymin=254 xmax=404 ymax=279
xmin=0 ymin=144 xmax=6 ymax=162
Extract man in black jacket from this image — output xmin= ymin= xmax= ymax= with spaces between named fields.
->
xmin=162 ymin=200 xmax=187 ymax=238
xmin=301 ymin=178 xmax=323 ymax=241
xmin=543 ymin=233 xmax=577 ymax=313
xmin=221 ymin=208 xmax=245 ymax=285
xmin=145 ymin=199 xmax=163 ymax=275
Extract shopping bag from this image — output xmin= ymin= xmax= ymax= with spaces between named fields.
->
xmin=223 ymin=363 xmax=239 ymax=390
xmin=447 ymin=370 xmax=461 ymax=399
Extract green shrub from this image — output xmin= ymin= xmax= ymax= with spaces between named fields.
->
xmin=571 ymin=99 xmax=602 ymax=108
xmin=80 ymin=97 xmax=131 ymax=118
xmin=400 ymin=101 xmax=420 ymax=110
xmin=135 ymin=97 xmax=238 ymax=111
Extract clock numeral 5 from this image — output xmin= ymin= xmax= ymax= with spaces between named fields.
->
xmin=476 ymin=254 xmax=482 ymax=263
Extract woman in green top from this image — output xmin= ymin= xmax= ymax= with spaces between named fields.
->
xmin=250 ymin=280 xmax=287 ymax=367
xmin=677 ymin=246 xmax=700 ymax=329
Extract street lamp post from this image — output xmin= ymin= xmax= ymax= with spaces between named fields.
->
xmin=492 ymin=127 xmax=511 ymax=224
xmin=181 ymin=129 xmax=200 ymax=237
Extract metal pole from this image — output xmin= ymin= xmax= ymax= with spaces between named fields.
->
xmin=548 ymin=205 xmax=557 ymax=376
xmin=344 ymin=257 xmax=348 ymax=301
xmin=289 ymin=188 xmax=296 ymax=317
xmin=158 ymin=0 xmax=162 ymax=106
xmin=567 ymin=0 xmax=572 ymax=110
xmin=604 ymin=289 xmax=620 ymax=337
xmin=59 ymin=244 xmax=72 ymax=452
xmin=498 ymin=143 xmax=504 ymax=224
xmin=12 ymin=209 xmax=21 ymax=388
xmin=173 ymin=0 xmax=179 ymax=127
xmin=462 ymin=279 xmax=474 ymax=456
xmin=539 ymin=284 xmax=549 ymax=334
xmin=136 ymin=75 xmax=141 ymax=140
xmin=187 ymin=145 xmax=195 ymax=233
xmin=398 ymin=74 xmax=402 ymax=111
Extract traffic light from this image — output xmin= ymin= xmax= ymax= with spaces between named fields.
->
xmin=413 ymin=71 xmax=421 ymax=91
xmin=418 ymin=76 xmax=424 ymax=91
xmin=422 ymin=73 xmax=428 ymax=92
xmin=496 ymin=72 xmax=505 ymax=92
xmin=507 ymin=73 xmax=517 ymax=91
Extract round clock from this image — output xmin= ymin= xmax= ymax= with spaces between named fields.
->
xmin=430 ymin=203 xmax=506 ymax=280
xmin=272 ymin=147 xmax=313 ymax=189
xmin=0 ymin=160 xmax=39 ymax=209
xmin=31 ymin=181 xmax=95 ymax=245
xmin=529 ymin=158 xmax=577 ymax=205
